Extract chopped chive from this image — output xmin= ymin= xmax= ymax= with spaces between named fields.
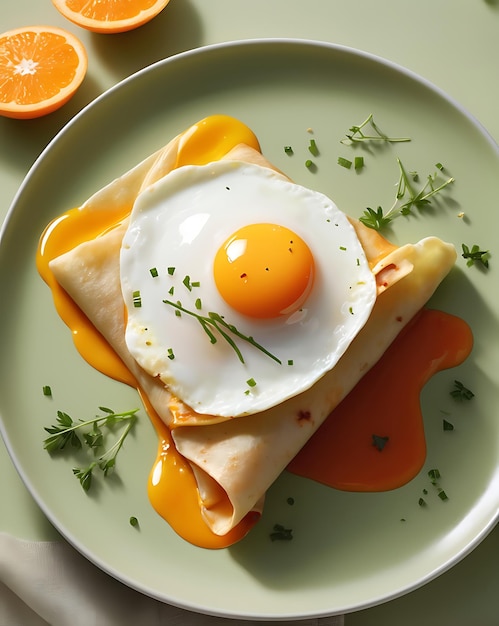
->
xmin=183 ymin=275 xmax=192 ymax=291
xmin=191 ymin=281 xmax=200 ymax=288
xmin=339 ymin=245 xmax=347 ymax=251
xmin=246 ymin=377 xmax=257 ymax=388
xmin=305 ymin=159 xmax=314 ymax=168
xmin=308 ymin=139 xmax=319 ymax=156
xmin=132 ymin=290 xmax=142 ymax=308
xmin=167 ymin=267 xmax=175 ymax=276
xmin=168 ymin=286 xmax=174 ymax=295
xmin=435 ymin=162 xmax=444 ymax=171
xmin=348 ymin=306 xmax=354 ymax=315
xmin=338 ymin=156 xmax=352 ymax=169
xmin=284 ymin=145 xmax=293 ymax=155
xmin=195 ymin=298 xmax=202 ymax=310
xmin=443 ymin=419 xmax=454 ymax=431
xmin=42 ymin=385 xmax=52 ymax=397
xmin=438 ymin=490 xmax=449 ymax=501
xmin=418 ymin=498 xmax=427 ymax=507
xmin=167 ymin=348 xmax=175 ymax=360
xmin=149 ymin=267 xmax=158 ymax=278
xmin=428 ymin=468 xmax=441 ymax=484
xmin=287 ymin=359 xmax=294 ymax=366
xmin=354 ymin=156 xmax=365 ymax=170
xmin=129 ymin=516 xmax=139 ymax=527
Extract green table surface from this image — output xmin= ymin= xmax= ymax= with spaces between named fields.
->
xmin=1 ymin=1 xmax=498 ymax=624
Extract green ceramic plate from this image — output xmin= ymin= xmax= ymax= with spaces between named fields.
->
xmin=1 ymin=40 xmax=498 ymax=619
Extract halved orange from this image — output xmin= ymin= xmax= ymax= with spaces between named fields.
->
xmin=0 ymin=26 xmax=87 ymax=120
xmin=52 ymin=0 xmax=171 ymax=34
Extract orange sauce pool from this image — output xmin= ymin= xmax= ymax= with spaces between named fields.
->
xmin=36 ymin=114 xmax=473 ymax=548
xmin=288 ymin=308 xmax=473 ymax=489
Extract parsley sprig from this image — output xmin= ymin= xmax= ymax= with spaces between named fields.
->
xmin=461 ymin=243 xmax=490 ymax=269
xmin=43 ymin=406 xmax=139 ymax=492
xmin=359 ymin=158 xmax=455 ymax=230
xmin=341 ymin=113 xmax=411 ymax=145
xmin=163 ymin=299 xmax=281 ymax=365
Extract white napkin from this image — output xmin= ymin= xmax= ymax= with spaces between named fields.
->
xmin=0 ymin=533 xmax=344 ymax=626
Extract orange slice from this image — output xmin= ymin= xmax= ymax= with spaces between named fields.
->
xmin=0 ymin=26 xmax=87 ymax=120
xmin=52 ymin=0 xmax=171 ymax=34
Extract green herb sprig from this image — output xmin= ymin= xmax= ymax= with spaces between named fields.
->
xmin=43 ymin=406 xmax=139 ymax=492
xmin=341 ymin=113 xmax=411 ymax=145
xmin=359 ymin=158 xmax=454 ymax=230
xmin=163 ymin=299 xmax=281 ymax=365
xmin=461 ymin=244 xmax=490 ymax=269
xmin=450 ymin=380 xmax=474 ymax=401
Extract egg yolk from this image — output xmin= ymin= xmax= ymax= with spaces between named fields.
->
xmin=213 ymin=223 xmax=315 ymax=319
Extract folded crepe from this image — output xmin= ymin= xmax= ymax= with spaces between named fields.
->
xmin=45 ymin=116 xmax=457 ymax=537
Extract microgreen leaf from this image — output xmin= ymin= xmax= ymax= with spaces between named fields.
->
xmin=359 ymin=158 xmax=454 ymax=230
xmin=163 ymin=299 xmax=281 ymax=365
xmin=341 ymin=113 xmax=411 ymax=145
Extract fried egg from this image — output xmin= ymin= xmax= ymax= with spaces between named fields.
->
xmin=120 ymin=160 xmax=376 ymax=417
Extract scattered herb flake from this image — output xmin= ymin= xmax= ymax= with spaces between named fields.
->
xmin=287 ymin=497 xmax=295 ymax=506
xmin=438 ymin=490 xmax=449 ymax=501
xmin=450 ymin=380 xmax=474 ymax=401
xmin=42 ymin=385 xmax=52 ymax=397
xmin=305 ymin=159 xmax=314 ymax=168
xmin=284 ymin=145 xmax=293 ymax=155
xmin=129 ymin=516 xmax=139 ymax=527
xmin=149 ymin=267 xmax=158 ymax=278
xmin=167 ymin=266 xmax=175 ymax=276
xmin=270 ymin=523 xmax=293 ymax=542
xmin=418 ymin=498 xmax=427 ymax=507
xmin=372 ymin=434 xmax=389 ymax=451
xmin=428 ymin=468 xmax=441 ymax=484
xmin=246 ymin=377 xmax=257 ymax=388
xmin=167 ymin=348 xmax=175 ymax=360
xmin=443 ymin=419 xmax=454 ymax=431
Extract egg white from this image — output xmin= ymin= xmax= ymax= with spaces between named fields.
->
xmin=120 ymin=160 xmax=376 ymax=417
